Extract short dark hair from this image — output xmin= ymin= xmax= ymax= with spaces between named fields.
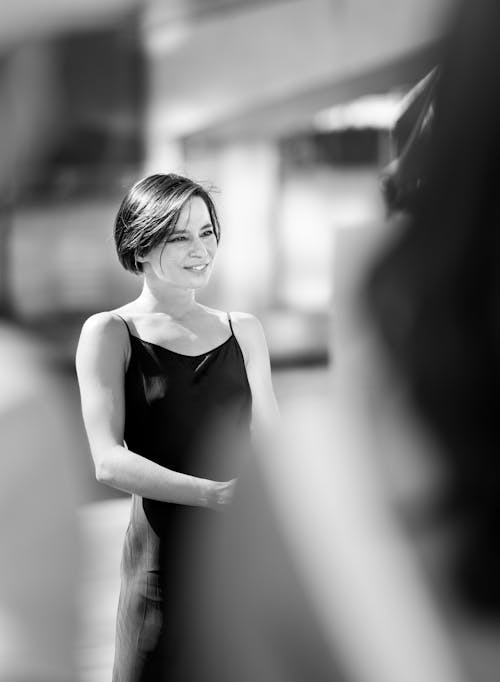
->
xmin=114 ymin=173 xmax=221 ymax=274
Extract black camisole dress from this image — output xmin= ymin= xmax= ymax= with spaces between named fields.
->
xmin=111 ymin=313 xmax=252 ymax=682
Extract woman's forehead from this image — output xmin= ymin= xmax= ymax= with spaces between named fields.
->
xmin=176 ymin=196 xmax=211 ymax=230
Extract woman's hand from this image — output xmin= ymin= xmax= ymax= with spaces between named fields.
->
xmin=206 ymin=478 xmax=237 ymax=511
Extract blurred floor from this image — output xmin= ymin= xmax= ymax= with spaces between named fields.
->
xmin=78 ymin=364 xmax=331 ymax=682
xmin=79 ymin=498 xmax=129 ymax=682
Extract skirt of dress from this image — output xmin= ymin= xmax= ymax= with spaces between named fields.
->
xmin=112 ymin=496 xmax=217 ymax=682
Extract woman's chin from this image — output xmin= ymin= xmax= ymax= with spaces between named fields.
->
xmin=184 ymin=273 xmax=211 ymax=289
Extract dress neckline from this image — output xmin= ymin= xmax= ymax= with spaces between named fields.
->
xmin=129 ymin=333 xmax=234 ymax=358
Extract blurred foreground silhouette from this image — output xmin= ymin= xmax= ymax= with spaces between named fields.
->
xmin=368 ymin=0 xmax=500 ymax=618
xmin=0 ymin=323 xmax=80 ymax=682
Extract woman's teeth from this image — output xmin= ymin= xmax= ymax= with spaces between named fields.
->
xmin=186 ymin=264 xmax=207 ymax=271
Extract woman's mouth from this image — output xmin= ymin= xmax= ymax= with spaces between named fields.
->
xmin=184 ymin=263 xmax=209 ymax=272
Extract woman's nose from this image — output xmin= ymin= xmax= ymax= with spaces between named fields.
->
xmin=189 ymin=239 xmax=207 ymax=257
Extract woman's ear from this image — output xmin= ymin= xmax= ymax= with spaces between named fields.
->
xmin=134 ymin=253 xmax=147 ymax=273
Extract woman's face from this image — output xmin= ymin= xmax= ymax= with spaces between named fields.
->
xmin=139 ymin=196 xmax=218 ymax=289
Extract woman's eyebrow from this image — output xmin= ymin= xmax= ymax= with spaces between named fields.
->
xmin=172 ymin=224 xmax=212 ymax=234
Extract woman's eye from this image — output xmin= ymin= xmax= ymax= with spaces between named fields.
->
xmin=168 ymin=235 xmax=186 ymax=243
xmin=201 ymin=229 xmax=214 ymax=237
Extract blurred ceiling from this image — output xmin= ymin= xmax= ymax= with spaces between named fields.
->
xmin=1 ymin=0 xmax=452 ymax=142
xmin=0 ymin=0 xmax=293 ymax=48
xmin=143 ymin=0 xmax=299 ymax=25
xmin=0 ymin=0 xmax=137 ymax=48
xmin=145 ymin=0 xmax=452 ymax=142
xmin=183 ymin=45 xmax=439 ymax=144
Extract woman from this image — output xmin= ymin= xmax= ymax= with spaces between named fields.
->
xmin=76 ymin=173 xmax=279 ymax=681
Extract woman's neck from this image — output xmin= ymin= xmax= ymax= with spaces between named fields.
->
xmin=134 ymin=279 xmax=198 ymax=319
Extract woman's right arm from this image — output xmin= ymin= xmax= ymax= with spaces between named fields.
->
xmin=75 ymin=313 xmax=232 ymax=510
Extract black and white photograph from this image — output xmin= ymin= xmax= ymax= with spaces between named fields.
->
xmin=1 ymin=1 xmax=500 ymax=681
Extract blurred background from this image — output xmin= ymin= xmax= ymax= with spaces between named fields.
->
xmin=7 ymin=1 xmax=499 ymax=682
xmin=1 ymin=0 xmax=450 ymax=366
xmin=0 ymin=0 xmax=451 ymax=492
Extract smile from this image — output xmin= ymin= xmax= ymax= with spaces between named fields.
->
xmin=184 ymin=263 xmax=209 ymax=272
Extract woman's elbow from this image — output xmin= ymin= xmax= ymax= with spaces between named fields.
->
xmin=95 ymin=460 xmax=111 ymax=484
xmin=93 ymin=447 xmax=120 ymax=485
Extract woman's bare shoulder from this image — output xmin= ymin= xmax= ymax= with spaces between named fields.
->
xmin=229 ymin=312 xmax=267 ymax=362
xmin=229 ymin=311 xmax=263 ymax=334
xmin=80 ymin=310 xmax=127 ymax=334
xmin=77 ymin=311 xmax=129 ymax=353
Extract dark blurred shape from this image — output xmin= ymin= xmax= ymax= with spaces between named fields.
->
xmin=281 ymin=128 xmax=383 ymax=169
xmin=21 ymin=16 xmax=144 ymax=203
xmin=192 ymin=454 xmax=348 ymax=682
xmin=0 ymin=197 xmax=14 ymax=319
xmin=380 ymin=67 xmax=439 ymax=214
xmin=367 ymin=0 xmax=500 ymax=617
xmin=0 ymin=12 xmax=144 ymax=340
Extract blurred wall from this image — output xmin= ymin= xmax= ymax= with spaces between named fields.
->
xmin=0 ymin=0 xmax=451 ymax=364
xmin=0 ymin=42 xmax=64 ymax=188
xmin=3 ymin=15 xmax=144 ymax=329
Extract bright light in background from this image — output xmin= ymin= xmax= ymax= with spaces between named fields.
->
xmin=206 ymin=141 xmax=279 ymax=313
xmin=278 ymin=169 xmax=383 ymax=311
xmin=314 ymin=92 xmax=406 ymax=131
xmin=279 ymin=178 xmax=334 ymax=310
xmin=148 ymin=103 xmax=206 ymax=139
xmin=143 ymin=19 xmax=190 ymax=56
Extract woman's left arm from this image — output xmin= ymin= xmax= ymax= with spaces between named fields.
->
xmin=231 ymin=312 xmax=280 ymax=436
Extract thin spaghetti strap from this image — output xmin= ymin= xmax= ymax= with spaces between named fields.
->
xmin=227 ymin=312 xmax=234 ymax=336
xmin=113 ymin=313 xmax=132 ymax=337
